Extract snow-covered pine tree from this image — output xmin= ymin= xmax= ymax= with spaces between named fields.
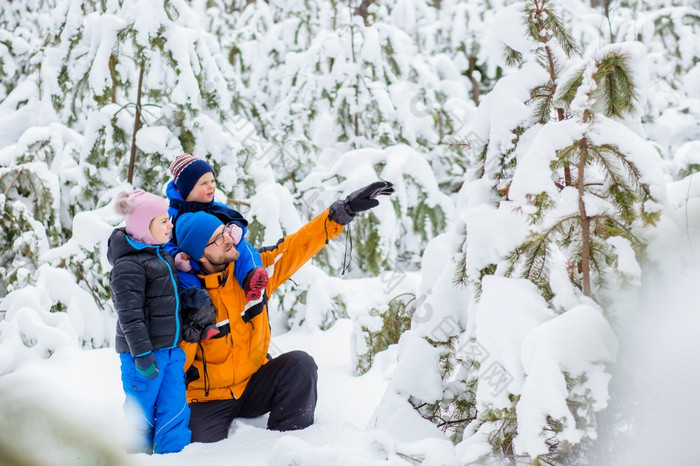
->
xmin=0 ymin=126 xmax=115 ymax=374
xmin=504 ymin=41 xmax=664 ymax=466
xmin=3 ymin=0 xmax=207 ymax=285
xmin=0 ymin=2 xmax=61 ymax=295
xmin=216 ymin=0 xmax=326 ymax=191
xmin=34 ymin=0 xmax=255 ymax=206
xmin=454 ymin=0 xmax=579 ymax=206
xmin=207 ymin=2 xmax=459 ymax=275
xmin=256 ymin=1 xmax=467 ymax=159
xmin=375 ymin=0 xmax=505 ymax=195
xmin=0 ymin=1 xmax=45 ymax=103
xmin=509 ymin=43 xmax=662 ymax=298
xmin=472 ymin=3 xmax=663 ymax=463
xmin=389 ymin=1 xmax=664 ymax=463
xmin=0 ymin=0 xmax=266 ymax=369
xmin=423 ymin=0 xmax=584 ymax=453
xmin=448 ymin=0 xmax=580 ymax=295
xmin=0 ymin=1 xmax=114 ymax=307
xmin=0 ymin=126 xmax=81 ymax=295
xmin=613 ymin=1 xmax=700 ymax=178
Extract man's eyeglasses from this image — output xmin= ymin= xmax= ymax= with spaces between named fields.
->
xmin=205 ymin=230 xmax=225 ymax=248
xmin=205 ymin=222 xmax=237 ymax=248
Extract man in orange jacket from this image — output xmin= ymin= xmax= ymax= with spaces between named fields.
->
xmin=173 ymin=181 xmax=394 ymax=443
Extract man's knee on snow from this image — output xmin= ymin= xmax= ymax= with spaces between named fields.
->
xmin=281 ymin=350 xmax=318 ymax=379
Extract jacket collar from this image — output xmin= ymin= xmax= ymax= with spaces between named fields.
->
xmin=199 ymin=262 xmax=235 ymax=289
xmin=107 ymin=228 xmax=160 ymax=265
xmin=125 ymin=235 xmax=160 ymax=251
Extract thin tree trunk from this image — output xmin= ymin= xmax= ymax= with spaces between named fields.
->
xmin=590 ymin=0 xmax=611 ymax=15
xmin=354 ymin=82 xmax=359 ymax=139
xmin=539 ymin=0 xmax=571 ymax=187
xmin=3 ymin=169 xmax=22 ymax=196
xmin=558 ymin=108 xmax=572 ymax=186
xmin=108 ymin=55 xmax=117 ymax=103
xmin=354 ymin=0 xmax=376 ymax=23
xmin=349 ymin=25 xmax=359 ymax=144
xmin=578 ymin=137 xmax=606 ymax=466
xmin=577 ymin=138 xmax=591 ymax=297
xmin=128 ymin=61 xmax=145 ymax=184
xmin=467 ymin=55 xmax=480 ymax=106
xmin=591 ymin=0 xmax=613 ymax=41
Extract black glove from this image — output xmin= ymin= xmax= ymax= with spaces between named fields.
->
xmin=185 ymin=365 xmax=200 ymax=386
xmin=182 ymin=300 xmax=218 ymax=343
xmin=179 ymin=286 xmax=210 ymax=311
xmin=135 ymin=353 xmax=159 ymax=379
xmin=329 ymin=181 xmax=395 ymax=225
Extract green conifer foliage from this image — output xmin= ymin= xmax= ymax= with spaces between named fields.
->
xmin=511 ymin=45 xmax=660 ymax=300
xmin=33 ymin=0 xmax=247 ymax=198
xmin=356 ymin=293 xmax=414 ymax=375
xmin=0 ymin=136 xmax=62 ymax=294
xmin=0 ymin=192 xmax=46 ymax=295
xmin=434 ymin=2 xmax=665 ymax=462
xmin=0 ymin=27 xmax=32 ymax=102
xmin=450 ymin=0 xmax=581 ymax=292
xmin=499 ymin=29 xmax=660 ymax=466
xmin=616 ymin=5 xmax=700 ymax=178
xmin=410 ymin=337 xmax=478 ymax=444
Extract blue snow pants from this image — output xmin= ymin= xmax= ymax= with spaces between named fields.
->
xmin=120 ymin=347 xmax=191 ymax=454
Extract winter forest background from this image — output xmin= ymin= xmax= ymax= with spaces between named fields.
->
xmin=1 ymin=0 xmax=699 ymax=464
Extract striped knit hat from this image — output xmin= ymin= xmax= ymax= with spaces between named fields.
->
xmin=169 ymin=153 xmax=215 ymax=200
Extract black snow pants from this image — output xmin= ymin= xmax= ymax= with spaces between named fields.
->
xmin=188 ymin=350 xmax=318 ymax=443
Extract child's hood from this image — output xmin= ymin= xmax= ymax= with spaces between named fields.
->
xmin=107 ymin=228 xmax=161 ymax=265
xmin=166 ymin=179 xmax=183 ymax=203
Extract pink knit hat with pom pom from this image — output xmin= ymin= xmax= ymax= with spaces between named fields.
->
xmin=114 ymin=190 xmax=169 ymax=245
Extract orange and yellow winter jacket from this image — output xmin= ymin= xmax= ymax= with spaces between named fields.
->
xmin=180 ymin=209 xmax=343 ymax=402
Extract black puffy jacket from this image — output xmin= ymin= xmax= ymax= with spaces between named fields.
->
xmin=107 ymin=228 xmax=182 ymax=355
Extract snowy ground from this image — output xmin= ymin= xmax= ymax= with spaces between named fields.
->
xmin=0 ymin=319 xmax=399 ymax=466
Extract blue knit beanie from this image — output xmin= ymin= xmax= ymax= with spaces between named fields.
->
xmin=176 ymin=212 xmax=223 ymax=260
xmin=169 ymin=153 xmax=215 ymax=200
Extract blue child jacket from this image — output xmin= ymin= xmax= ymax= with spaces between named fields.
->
xmin=164 ymin=180 xmax=261 ymax=289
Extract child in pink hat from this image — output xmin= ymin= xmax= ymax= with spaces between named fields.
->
xmin=108 ymin=190 xmax=192 ymax=454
